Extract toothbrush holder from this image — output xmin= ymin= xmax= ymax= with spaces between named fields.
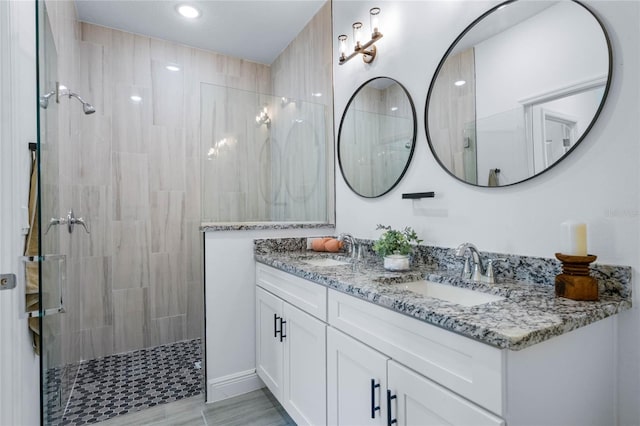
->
xmin=554 ymin=253 xmax=599 ymax=301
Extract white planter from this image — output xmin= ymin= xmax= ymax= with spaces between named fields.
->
xmin=383 ymin=255 xmax=410 ymax=271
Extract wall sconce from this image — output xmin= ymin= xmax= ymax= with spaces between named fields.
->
xmin=338 ymin=7 xmax=383 ymax=65
xmin=255 ymin=106 xmax=271 ymax=128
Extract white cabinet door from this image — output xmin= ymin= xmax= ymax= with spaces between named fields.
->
xmin=387 ymin=361 xmax=504 ymax=426
xmin=256 ymin=287 xmax=284 ymax=400
xmin=327 ymin=327 xmax=389 ymax=426
xmin=282 ymin=302 xmax=327 ymax=426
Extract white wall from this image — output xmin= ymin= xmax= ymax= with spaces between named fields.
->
xmin=204 ymin=226 xmax=334 ymax=403
xmin=0 ymin=1 xmax=40 ymax=425
xmin=333 ymin=0 xmax=639 ymax=423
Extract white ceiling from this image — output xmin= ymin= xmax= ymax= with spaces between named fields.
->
xmin=75 ymin=0 xmax=326 ymax=65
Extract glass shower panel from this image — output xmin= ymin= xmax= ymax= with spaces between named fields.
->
xmin=201 ymin=83 xmax=328 ymax=223
xmin=36 ymin=3 xmax=73 ymax=424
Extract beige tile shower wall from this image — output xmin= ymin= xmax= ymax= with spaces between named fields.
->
xmin=270 ymin=1 xmax=334 ymax=222
xmin=76 ymin=22 xmax=272 ymax=359
xmin=38 ymin=12 xmax=271 ymax=362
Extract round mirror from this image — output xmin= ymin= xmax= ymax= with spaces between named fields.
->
xmin=339 ymin=77 xmax=417 ymax=198
xmin=425 ymin=0 xmax=611 ymax=187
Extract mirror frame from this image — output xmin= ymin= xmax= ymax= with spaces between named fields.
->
xmin=424 ymin=0 xmax=613 ymax=188
xmin=338 ymin=76 xmax=417 ymax=198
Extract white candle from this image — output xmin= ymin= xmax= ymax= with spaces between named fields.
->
xmin=561 ymin=221 xmax=588 ymax=256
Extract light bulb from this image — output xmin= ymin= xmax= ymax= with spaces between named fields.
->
xmin=338 ymin=35 xmax=348 ymax=57
xmin=370 ymin=8 xmax=380 ymax=35
xmin=352 ymin=22 xmax=363 ymax=48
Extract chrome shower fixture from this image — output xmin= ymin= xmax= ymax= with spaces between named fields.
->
xmin=39 ymin=82 xmax=96 ymax=115
xmin=68 ymin=92 xmax=96 ymax=115
xmin=39 ymin=89 xmax=56 ymax=109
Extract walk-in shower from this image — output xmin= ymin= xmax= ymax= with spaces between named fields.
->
xmin=36 ymin=0 xmax=332 ymax=423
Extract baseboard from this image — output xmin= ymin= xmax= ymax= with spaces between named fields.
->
xmin=207 ymin=369 xmax=264 ymax=403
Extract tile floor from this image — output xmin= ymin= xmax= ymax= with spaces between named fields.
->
xmin=47 ymin=338 xmax=202 ymax=426
xmin=94 ymin=388 xmax=295 ymax=426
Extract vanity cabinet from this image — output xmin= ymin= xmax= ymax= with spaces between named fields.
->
xmin=257 ymin=263 xmax=617 ymax=426
xmin=327 ymin=287 xmax=616 ymax=426
xmin=255 ymin=265 xmax=327 ymax=426
xmin=327 ymin=327 xmax=389 ymax=425
xmin=327 ymin=327 xmax=502 ymax=426
xmin=387 ymin=360 xmax=503 ymax=426
xmin=255 ymin=287 xmax=284 ymax=398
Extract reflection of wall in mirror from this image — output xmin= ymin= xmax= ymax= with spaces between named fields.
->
xmin=428 ymin=48 xmax=477 ymax=184
xmin=474 ymin=1 xmax=608 ymax=185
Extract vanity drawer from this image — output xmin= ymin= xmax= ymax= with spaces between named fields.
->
xmin=328 ymin=289 xmax=504 ymax=415
xmin=256 ymin=264 xmax=327 ymax=321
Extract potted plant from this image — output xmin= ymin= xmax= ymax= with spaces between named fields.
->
xmin=372 ymin=224 xmax=423 ymax=271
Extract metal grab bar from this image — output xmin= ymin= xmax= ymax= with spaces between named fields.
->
xmin=20 ymin=254 xmax=66 ymax=318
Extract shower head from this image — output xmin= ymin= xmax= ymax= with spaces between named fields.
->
xmin=39 ymin=90 xmax=56 ymax=109
xmin=82 ymin=102 xmax=96 ymax=115
xmin=67 ymin=92 xmax=96 ymax=115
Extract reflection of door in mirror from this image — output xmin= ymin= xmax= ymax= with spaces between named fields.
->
xmin=543 ymin=115 xmax=575 ymax=169
xmin=529 ymin=85 xmax=605 ymax=173
xmin=428 ymin=49 xmax=477 ymax=184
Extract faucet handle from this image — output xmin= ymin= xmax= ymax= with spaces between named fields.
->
xmin=486 ymin=258 xmax=508 ymax=284
xmin=461 ymin=256 xmax=471 ymax=279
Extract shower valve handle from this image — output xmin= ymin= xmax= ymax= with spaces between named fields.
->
xmin=45 ymin=217 xmax=68 ymax=235
xmin=45 ymin=210 xmax=90 ymax=234
xmin=67 ymin=209 xmax=90 ymax=234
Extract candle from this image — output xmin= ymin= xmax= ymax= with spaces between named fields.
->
xmin=561 ymin=221 xmax=588 ymax=256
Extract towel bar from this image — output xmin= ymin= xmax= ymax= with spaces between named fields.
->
xmin=402 ymin=192 xmax=435 ymax=199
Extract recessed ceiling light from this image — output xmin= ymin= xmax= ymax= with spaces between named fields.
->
xmin=454 ymin=80 xmax=466 ymax=87
xmin=130 ymin=95 xmax=142 ymax=102
xmin=177 ymin=4 xmax=200 ymax=19
xmin=390 ymin=106 xmax=398 ymax=111
xmin=166 ymin=64 xmax=181 ymax=72
xmin=311 ymin=92 xmax=322 ymax=97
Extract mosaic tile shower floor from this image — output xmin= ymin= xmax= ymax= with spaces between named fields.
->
xmin=47 ymin=338 xmax=203 ymax=426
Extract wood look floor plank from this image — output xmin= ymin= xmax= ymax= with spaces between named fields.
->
xmin=94 ymin=388 xmax=295 ymax=426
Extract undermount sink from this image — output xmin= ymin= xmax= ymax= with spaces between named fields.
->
xmin=397 ymin=280 xmax=505 ymax=307
xmin=301 ymin=258 xmax=351 ymax=267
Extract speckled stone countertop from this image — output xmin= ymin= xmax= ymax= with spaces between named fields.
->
xmin=200 ymin=222 xmax=335 ymax=232
xmin=254 ymin=238 xmax=632 ymax=351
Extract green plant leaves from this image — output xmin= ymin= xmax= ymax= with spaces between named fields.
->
xmin=372 ymin=224 xmax=423 ymax=258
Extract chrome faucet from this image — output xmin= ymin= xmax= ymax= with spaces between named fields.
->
xmin=455 ymin=242 xmax=485 ymax=280
xmin=338 ymin=233 xmax=357 ymax=258
xmin=455 ymin=243 xmax=507 ymax=284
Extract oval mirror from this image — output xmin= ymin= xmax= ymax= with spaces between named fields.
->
xmin=339 ymin=77 xmax=417 ymax=197
xmin=425 ymin=0 xmax=611 ymax=187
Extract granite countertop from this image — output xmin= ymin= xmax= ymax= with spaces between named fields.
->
xmin=254 ymin=239 xmax=632 ymax=351
xmin=200 ymin=222 xmax=335 ymax=232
